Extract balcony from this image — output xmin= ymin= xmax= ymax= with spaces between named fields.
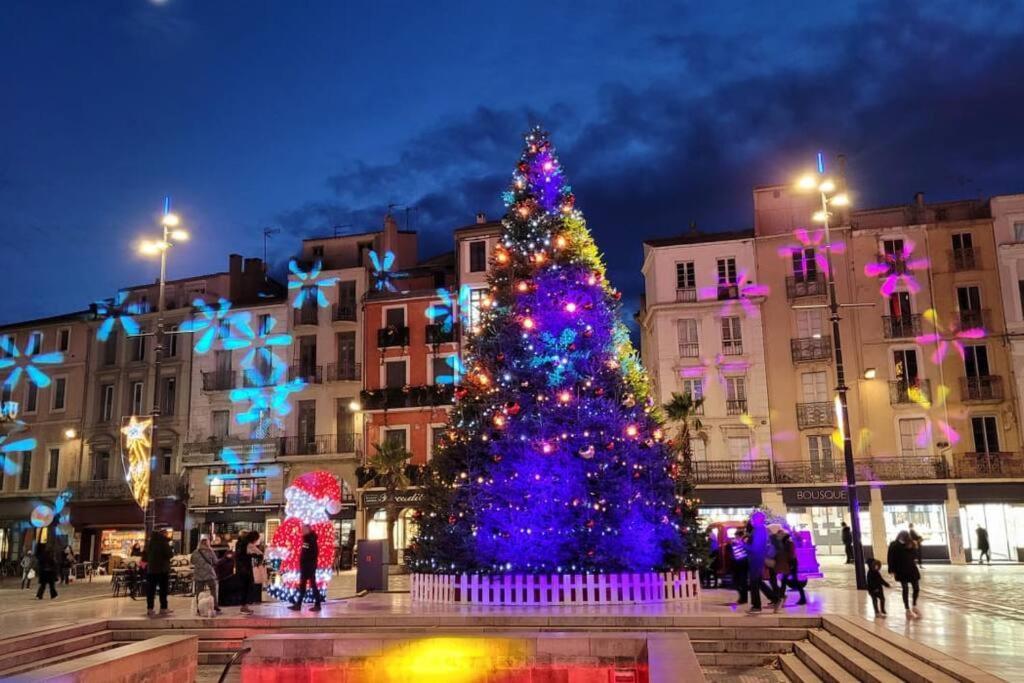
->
xmin=774 ymin=457 xmax=950 ymax=484
xmin=954 ymin=452 xmax=1024 ymax=478
xmin=243 ymin=373 xmax=277 ymax=388
xmin=961 ymin=375 xmax=1003 ymax=402
xmin=889 ymin=379 xmax=931 ymax=405
xmin=796 ymin=402 xmax=833 ymax=429
xmin=725 ymin=399 xmax=747 ymax=416
xmin=425 ymin=323 xmax=456 ymax=345
xmin=359 ymin=384 xmax=454 ymax=411
xmin=950 ymin=247 xmax=980 ymax=272
xmin=378 ymin=326 xmax=409 ymax=348
xmin=958 ymin=308 xmax=989 ymax=330
xmin=293 ymin=307 xmax=319 ymax=327
xmin=288 ymin=364 xmax=323 ymax=384
xmin=183 ymin=436 xmax=278 ymax=457
xmin=791 ymin=336 xmax=831 ymax=363
xmin=691 ymin=459 xmax=773 ymax=485
xmin=357 ymin=463 xmax=429 ymax=488
xmin=678 ymin=343 xmax=699 ymax=358
xmin=201 ymin=370 xmax=236 ymax=392
xmin=882 ymin=314 xmax=922 ymax=339
xmin=278 ymin=433 xmax=362 ymax=457
xmin=785 ymin=274 xmax=826 ymax=299
xmin=332 ymin=303 xmax=357 ymax=322
xmin=721 ymin=341 xmax=744 ymax=356
xmin=717 ymin=284 xmax=739 ymax=300
xmin=325 ymin=362 xmax=361 ymax=382
xmin=675 ymin=288 xmax=697 ymax=303
xmin=69 ymin=475 xmax=184 ymax=501
xmin=873 ymin=254 xmax=909 ymax=275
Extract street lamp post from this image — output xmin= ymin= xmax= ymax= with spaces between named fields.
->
xmin=139 ymin=196 xmax=189 ymax=541
xmin=797 ymin=160 xmax=867 ymax=590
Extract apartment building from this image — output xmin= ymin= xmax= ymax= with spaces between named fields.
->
xmin=0 ymin=312 xmax=91 ymax=560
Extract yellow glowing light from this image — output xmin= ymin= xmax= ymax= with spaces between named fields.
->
xmin=653 ymin=428 xmax=664 ymax=441
xmin=830 ymin=193 xmax=850 ymax=207
xmin=625 ymin=425 xmax=638 ymax=437
xmin=818 ymin=179 xmax=836 ymax=193
xmin=64 ymin=428 xmax=77 ymax=439
xmin=139 ymin=241 xmax=161 ymax=255
xmin=516 ymin=281 xmax=529 ymax=293
xmin=161 ymin=212 xmax=180 ymax=227
xmin=555 ymin=235 xmax=568 ymax=248
xmin=558 ymin=391 xmax=572 ymax=403
xmin=812 ymin=210 xmax=828 ymax=223
xmin=863 ymin=368 xmax=876 ymax=380
xmin=476 ymin=373 xmax=490 ymax=386
xmin=521 ymin=317 xmax=535 ymax=330
xmin=348 ymin=400 xmax=361 ymax=412
xmin=493 ymin=414 xmax=505 ymax=428
xmin=169 ymin=228 xmax=189 ymax=241
xmin=564 ymin=302 xmax=577 ymax=313
xmin=833 ymin=396 xmax=845 ymax=445
xmin=121 ymin=415 xmax=153 ymax=510
xmin=739 ymin=414 xmax=754 ymax=428
xmin=796 ymin=174 xmax=818 ymax=190
xmin=495 ymin=250 xmax=509 ymax=264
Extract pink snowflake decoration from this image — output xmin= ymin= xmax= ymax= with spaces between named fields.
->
xmin=776 ymin=227 xmax=846 ymax=277
xmin=915 ymin=417 xmax=960 ymax=448
xmin=915 ymin=309 xmax=987 ymax=364
xmin=863 ymin=239 xmax=930 ymax=296
xmin=699 ymin=269 xmax=769 ymax=317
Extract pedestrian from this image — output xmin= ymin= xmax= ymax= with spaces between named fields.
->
xmin=191 ymin=536 xmax=222 ymax=615
xmin=887 ymin=530 xmax=921 ymax=619
xmin=841 ymin=521 xmax=853 ymax=564
xmin=237 ymin=530 xmax=263 ymax=615
xmin=975 ymin=526 xmax=991 ymax=565
xmin=769 ymin=524 xmax=807 ymax=606
xmin=707 ymin=530 xmax=721 ymax=589
xmin=35 ymin=540 xmax=58 ymax=600
xmin=61 ymin=545 xmax=75 ymax=584
xmin=866 ymin=559 xmax=889 ymax=618
xmin=290 ymin=524 xmax=322 ymax=612
xmin=144 ymin=527 xmax=174 ymax=617
xmin=743 ymin=511 xmax=779 ymax=614
xmin=908 ymin=523 xmax=923 ymax=566
xmin=130 ymin=542 xmax=143 ymax=557
xmin=19 ymin=554 xmax=34 ymax=589
xmin=728 ymin=530 xmax=749 ymax=605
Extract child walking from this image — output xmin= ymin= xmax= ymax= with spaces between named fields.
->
xmin=867 ymin=559 xmax=889 ymax=618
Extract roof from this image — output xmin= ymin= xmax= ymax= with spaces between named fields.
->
xmin=122 ymin=271 xmax=230 ymax=291
xmin=0 ymin=309 xmax=93 ymax=331
xmin=643 ymin=228 xmax=755 ymax=248
xmin=454 ymin=220 xmax=503 ymax=235
xmin=302 ymin=229 xmax=416 ymax=242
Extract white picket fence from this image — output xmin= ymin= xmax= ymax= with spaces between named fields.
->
xmin=410 ymin=570 xmax=700 ymax=605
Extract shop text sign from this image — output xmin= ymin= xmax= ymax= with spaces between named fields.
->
xmin=362 ymin=491 xmax=425 ymax=507
xmin=783 ymin=486 xmax=866 ymax=506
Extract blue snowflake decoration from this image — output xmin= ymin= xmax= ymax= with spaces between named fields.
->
xmin=426 ymin=285 xmax=472 ymax=333
xmin=0 ymin=337 xmax=64 ymax=391
xmin=229 ymin=379 xmax=306 ymax=435
xmin=30 ymin=489 xmax=72 ymax=533
xmin=0 ymin=425 xmax=35 ymax=476
xmin=219 ymin=314 xmax=292 ymax=383
xmin=180 ymin=298 xmax=241 ymax=354
xmin=369 ymin=250 xmax=407 ymax=292
xmin=289 ymin=260 xmax=339 ymax=309
xmin=434 ymin=355 xmax=465 ymax=385
xmin=94 ymin=291 xmax=142 ymax=341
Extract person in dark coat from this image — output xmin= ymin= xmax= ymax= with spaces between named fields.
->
xmin=236 ymin=531 xmax=262 ymax=614
xmin=743 ymin=511 xmax=779 ymax=613
xmin=144 ymin=527 xmax=174 ymax=617
xmin=290 ymin=524 xmax=322 ymax=612
xmin=908 ymin=523 xmax=923 ymax=566
xmin=866 ymin=559 xmax=889 ymax=617
xmin=769 ymin=524 xmax=807 ymax=606
xmin=841 ymin=521 xmax=853 ymax=563
xmin=975 ymin=526 xmax=991 ymax=564
xmin=34 ymin=541 xmax=58 ymax=600
xmin=887 ymin=530 xmax=921 ymax=618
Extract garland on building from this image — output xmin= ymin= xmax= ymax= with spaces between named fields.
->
xmin=405 ymin=128 xmax=701 ymax=575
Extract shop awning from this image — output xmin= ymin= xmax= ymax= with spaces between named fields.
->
xmin=881 ymin=484 xmax=948 ymax=503
xmin=957 ymin=483 xmax=1024 ymax=504
xmin=696 ymin=488 xmax=763 ymax=507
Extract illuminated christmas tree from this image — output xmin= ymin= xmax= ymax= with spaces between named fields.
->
xmin=406 ymin=128 xmax=698 ymax=575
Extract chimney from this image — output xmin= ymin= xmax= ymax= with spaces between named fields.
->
xmin=914 ymin=192 xmax=925 ymax=208
xmin=382 ymin=212 xmax=399 ymax=256
xmin=475 ymin=212 xmax=487 ymax=224
xmin=688 ymin=221 xmax=699 ymax=236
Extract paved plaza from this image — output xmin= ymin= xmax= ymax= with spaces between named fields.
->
xmin=2 ymin=562 xmax=1022 ymax=681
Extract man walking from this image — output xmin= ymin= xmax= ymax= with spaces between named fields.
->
xmin=289 ymin=524 xmax=322 ymax=612
xmin=35 ymin=540 xmax=59 ymax=600
xmin=743 ymin=511 xmax=779 ymax=614
xmin=841 ymin=521 xmax=853 ymax=564
xmin=976 ymin=525 xmax=991 ymax=564
xmin=145 ymin=527 xmax=174 ymax=617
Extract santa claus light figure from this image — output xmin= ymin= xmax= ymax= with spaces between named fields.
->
xmin=267 ymin=471 xmax=342 ymax=603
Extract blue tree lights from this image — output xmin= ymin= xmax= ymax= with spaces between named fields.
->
xmin=289 ymin=260 xmax=339 ymax=308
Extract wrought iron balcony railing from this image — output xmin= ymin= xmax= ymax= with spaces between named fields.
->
xmin=201 ymin=370 xmax=236 ymax=392
xmin=796 ymin=402 xmax=833 ymax=429
xmin=183 ymin=436 xmax=278 ymax=456
xmin=950 ymin=247 xmax=980 ymax=272
xmin=889 ymin=379 xmax=931 ymax=404
xmin=955 ymin=452 xmax=1024 ymax=478
xmin=725 ymin=399 xmax=747 ymax=416
xmin=359 ymin=385 xmax=454 ymax=410
xmin=791 ymin=336 xmax=831 ymax=363
xmin=425 ymin=323 xmax=456 ymax=345
xmin=69 ymin=475 xmax=184 ymax=501
xmin=961 ymin=375 xmax=1003 ymax=402
xmin=717 ymin=284 xmax=740 ymax=300
xmin=288 ymin=364 xmax=323 ymax=384
xmin=325 ymin=362 xmax=361 ymax=382
xmin=721 ymin=341 xmax=744 ymax=356
xmin=377 ymin=326 xmax=410 ymax=348
xmin=690 ymin=459 xmax=773 ymax=485
xmin=882 ymin=314 xmax=922 ymax=339
xmin=958 ymin=308 xmax=989 ymax=330
xmin=785 ymin=274 xmax=826 ymax=299
xmin=675 ymin=288 xmax=697 ymax=303
xmin=678 ymin=343 xmax=699 ymax=358
xmin=278 ymin=433 xmax=362 ymax=456
xmin=332 ymin=303 xmax=357 ymax=322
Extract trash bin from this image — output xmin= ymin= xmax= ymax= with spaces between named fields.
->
xmin=356 ymin=540 xmax=389 ymax=592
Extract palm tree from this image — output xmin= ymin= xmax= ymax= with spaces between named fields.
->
xmin=663 ymin=391 xmax=705 ymax=475
xmin=366 ymin=440 xmax=412 ymax=564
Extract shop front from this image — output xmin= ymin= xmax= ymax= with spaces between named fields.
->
xmin=187 ymin=508 xmax=281 ymax=552
xmin=957 ymin=483 xmax=1024 ymax=563
xmin=782 ymin=485 xmax=872 ymax=559
xmin=880 ymin=484 xmax=950 ymax=562
xmin=695 ymin=487 xmax=763 ymax=524
xmin=0 ymin=498 xmax=37 ymax=561
xmin=72 ymin=498 xmax=186 ymax=567
xmin=362 ymin=489 xmax=425 ymax=563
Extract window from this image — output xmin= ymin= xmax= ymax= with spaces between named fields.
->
xmin=887 ymin=291 xmax=912 ymax=319
xmin=100 ymin=384 xmax=115 ymax=422
xmin=727 ymin=436 xmax=750 ymax=460
xmin=808 ymin=435 xmax=833 ymax=475
xmin=384 ymin=307 xmax=406 ymax=328
xmin=1014 ymin=221 xmax=1024 ymax=242
xmin=675 ymin=261 xmax=696 ymax=290
xmin=429 ymin=425 xmax=446 ymax=461
xmin=28 ymin=332 xmax=43 ymax=355
xmin=19 ymin=451 xmax=32 ymax=489
xmin=892 ymin=349 xmax=920 ymax=384
xmin=337 ymin=281 xmax=357 ymax=316
xmin=211 ymin=410 xmax=230 ymax=438
xmin=882 ymin=239 xmax=904 ymax=256
xmin=130 ymin=381 xmax=144 ymax=415
xmin=725 ymin=376 xmax=746 ymax=414
xmin=716 ymin=258 xmax=737 ymax=285
xmin=792 ymin=248 xmax=818 ymax=281
xmin=384 ymin=428 xmax=407 ymax=451
xmin=161 ymin=448 xmax=172 ymax=476
xmin=468 ymin=288 xmax=487 ymax=331
xmin=385 ymin=360 xmax=407 ymax=388
xmin=971 ymin=416 xmax=999 ymax=453
xmin=1019 ymin=281 xmax=1024 ymax=319
xmin=690 ymin=437 xmax=707 ymax=462
xmin=0 ymin=335 xmax=10 ymax=359
xmin=721 ymin=317 xmax=743 ymax=354
xmin=161 ymin=377 xmax=176 ymax=416
xmin=963 ymin=345 xmax=990 ymax=378
xmin=47 ymin=448 xmax=60 ymax=488
xmin=469 ymin=240 xmax=487 ymax=272
xmin=58 ymin=328 xmax=70 ymax=352
xmin=795 ymin=309 xmax=823 ymax=339
xmin=957 ymin=285 xmax=981 ymax=312
xmin=312 ymin=245 xmax=325 ymax=258
xmin=431 ymin=356 xmax=451 ymax=385
xmin=92 ymin=451 xmax=110 ymax=480
xmin=1 ymin=383 xmax=10 ymax=406
xmin=209 ymin=477 xmax=267 ymax=506
xmin=680 ymin=378 xmax=703 ymax=414
xmin=166 ymin=325 xmax=178 ymax=357
xmin=801 ymin=371 xmax=829 ymax=402
xmin=130 ymin=331 xmax=146 ymax=362
xmin=103 ymin=332 xmax=118 ymax=365
xmin=677 ymin=319 xmax=698 ymax=357
xmin=25 ymin=383 xmax=38 ymax=413
xmin=336 ymin=331 xmax=357 ymax=376
xmin=52 ymin=377 xmax=66 ymax=411
xmin=898 ymin=418 xmax=927 ymax=457
xmin=952 ymin=232 xmax=973 ymax=251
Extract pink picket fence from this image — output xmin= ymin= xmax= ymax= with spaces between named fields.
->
xmin=410 ymin=571 xmax=700 ymax=605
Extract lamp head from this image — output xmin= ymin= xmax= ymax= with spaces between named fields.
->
xmin=161 ymin=212 xmax=180 ymax=228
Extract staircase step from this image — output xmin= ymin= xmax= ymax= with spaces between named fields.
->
xmin=778 ymin=653 xmax=824 ymax=683
xmin=199 ymin=652 xmax=234 ymax=665
xmin=696 ymin=652 xmax=778 ymax=667
xmin=0 ymin=630 xmax=112 ymax=672
xmin=793 ymin=641 xmax=859 ymax=683
xmin=807 ymin=630 xmax=902 ymax=683
xmin=821 ymin=617 xmax=962 ymax=683
xmin=0 ymin=641 xmax=121 ymax=678
xmin=692 ymin=639 xmax=795 ymax=654
xmin=0 ymin=619 xmax=107 ymax=652
xmin=199 ymin=639 xmax=245 ymax=652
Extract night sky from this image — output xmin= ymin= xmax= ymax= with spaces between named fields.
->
xmin=3 ymin=1 xmax=1023 ymax=325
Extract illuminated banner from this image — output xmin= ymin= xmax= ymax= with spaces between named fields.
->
xmin=121 ymin=415 xmax=153 ymax=510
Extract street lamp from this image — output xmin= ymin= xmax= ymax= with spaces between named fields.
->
xmin=137 ymin=196 xmax=190 ymax=541
xmin=795 ymin=159 xmax=868 ymax=590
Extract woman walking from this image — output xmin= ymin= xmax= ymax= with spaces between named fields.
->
xmin=887 ymin=530 xmax=921 ymax=619
xmin=35 ymin=540 xmax=58 ymax=600
xmin=191 ymin=537 xmax=222 ymax=615
xmin=19 ymin=554 xmax=34 ymax=589
xmin=236 ymin=531 xmax=263 ymax=615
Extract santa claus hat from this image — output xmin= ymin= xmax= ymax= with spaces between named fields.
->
xmin=288 ymin=471 xmax=343 ymax=515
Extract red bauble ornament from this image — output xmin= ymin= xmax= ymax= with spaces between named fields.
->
xmin=605 ymin=441 xmax=615 ymax=450
xmin=595 ymin=388 xmax=605 ymax=396
xmin=448 ymin=515 xmax=457 ymax=525
xmin=507 ymin=402 xmax=521 ymax=415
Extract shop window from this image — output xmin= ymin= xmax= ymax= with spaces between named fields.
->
xmin=208 ymin=477 xmax=267 ymax=506
xmin=960 ymin=503 xmax=1024 ymax=562
xmin=883 ymin=504 xmax=948 ymax=547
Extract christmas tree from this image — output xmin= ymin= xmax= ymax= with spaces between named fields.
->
xmin=406 ymin=128 xmax=698 ymax=575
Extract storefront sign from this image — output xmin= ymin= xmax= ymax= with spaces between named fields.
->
xmin=782 ymin=486 xmax=869 ymax=506
xmin=362 ymin=490 xmax=425 ymax=507
xmin=696 ymin=488 xmax=763 ymax=507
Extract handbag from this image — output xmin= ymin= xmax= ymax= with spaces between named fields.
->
xmin=252 ymin=557 xmax=268 ymax=585
xmin=27 ymin=569 xmax=36 ymax=580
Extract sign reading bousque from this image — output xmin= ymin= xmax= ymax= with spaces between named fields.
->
xmin=782 ymin=485 xmax=870 ymax=506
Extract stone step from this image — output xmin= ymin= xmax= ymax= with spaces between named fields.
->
xmin=778 ymin=653 xmax=824 ymax=683
xmin=807 ymin=629 xmax=902 ymax=683
xmin=0 ymin=629 xmax=113 ymax=672
xmin=0 ymin=640 xmax=122 ymax=678
xmin=0 ymin=619 xmax=107 ymax=652
xmin=696 ymin=652 xmax=778 ymax=668
xmin=691 ymin=639 xmax=796 ymax=654
xmin=199 ymin=652 xmax=234 ymax=666
xmin=793 ymin=641 xmax=859 ymax=683
xmin=199 ymin=639 xmax=245 ymax=653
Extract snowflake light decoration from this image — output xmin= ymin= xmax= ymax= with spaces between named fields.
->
xmin=434 ymin=355 xmax=465 ymax=385
xmin=0 ymin=426 xmax=35 ymax=476
xmin=0 ymin=337 xmax=64 ymax=391
xmin=30 ymin=489 xmax=72 ymax=534
xmin=94 ymin=291 xmax=142 ymax=341
xmin=864 ymin=240 xmax=930 ymax=296
xmin=289 ymin=259 xmax=339 ymax=309
xmin=699 ymin=269 xmax=768 ymax=317
xmin=220 ymin=313 xmax=292 ymax=376
xmin=230 ymin=379 xmax=306 ymax=435
xmin=915 ymin=308 xmax=987 ymax=365
xmin=776 ymin=227 xmax=846 ymax=277
xmin=426 ymin=285 xmax=471 ymax=333
xmin=180 ymin=298 xmax=239 ymax=354
xmin=369 ymin=250 xmax=407 ymax=292
xmin=213 ymin=445 xmax=281 ymax=479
